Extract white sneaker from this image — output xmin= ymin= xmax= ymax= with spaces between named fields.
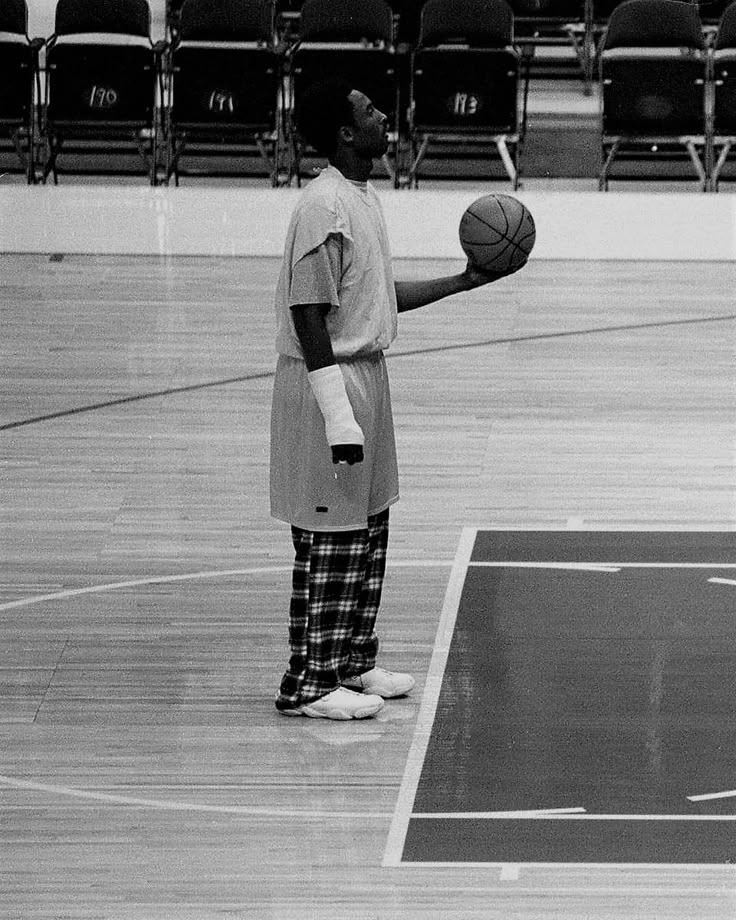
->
xmin=343 ymin=667 xmax=415 ymax=698
xmin=279 ymin=686 xmax=384 ymax=720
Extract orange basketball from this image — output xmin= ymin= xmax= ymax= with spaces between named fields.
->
xmin=459 ymin=194 xmax=536 ymax=273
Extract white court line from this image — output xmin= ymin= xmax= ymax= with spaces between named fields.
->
xmin=4 ymin=560 xmax=733 ymax=614
xmin=688 ymin=790 xmax=736 ymax=802
xmin=0 ymin=774 xmax=393 ymax=821
xmin=471 ymin=562 xmax=621 ymax=572
xmin=471 ymin=562 xmax=736 ymax=570
xmin=382 ymin=527 xmax=478 ymax=868
xmin=0 ymin=560 xmax=453 ymax=613
xmin=409 ymin=813 xmax=736 ymax=822
xmin=708 ymin=578 xmax=736 ymax=587
xmin=413 ymin=808 xmax=587 ymax=819
xmin=0 ymin=567 xmax=291 ymax=612
xmin=396 ymin=861 xmax=735 ymax=871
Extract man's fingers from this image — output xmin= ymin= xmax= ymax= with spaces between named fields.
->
xmin=331 ymin=444 xmax=364 ymax=465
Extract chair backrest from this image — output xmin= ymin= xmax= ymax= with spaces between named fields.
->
xmin=715 ymin=0 xmax=736 ymax=48
xmin=179 ymin=0 xmax=275 ymax=42
xmin=298 ymin=0 xmax=394 ymax=43
xmin=54 ymin=0 xmax=151 ymax=38
xmin=0 ymin=0 xmax=27 ymax=35
xmin=601 ymin=0 xmax=705 ymax=51
xmin=418 ymin=0 xmax=514 ymax=48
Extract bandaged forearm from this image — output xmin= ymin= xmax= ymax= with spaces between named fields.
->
xmin=308 ymin=364 xmax=364 ymax=446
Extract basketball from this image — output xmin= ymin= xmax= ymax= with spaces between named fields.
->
xmin=459 ymin=194 xmax=536 ymax=273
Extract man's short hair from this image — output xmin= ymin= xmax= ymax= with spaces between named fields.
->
xmin=296 ymin=78 xmax=355 ymax=158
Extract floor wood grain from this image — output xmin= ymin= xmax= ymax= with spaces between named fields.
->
xmin=2 ymin=253 xmax=735 ymax=918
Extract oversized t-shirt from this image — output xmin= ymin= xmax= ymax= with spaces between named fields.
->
xmin=274 ymin=165 xmax=398 ymax=359
xmin=270 ymin=165 xmax=400 ymax=531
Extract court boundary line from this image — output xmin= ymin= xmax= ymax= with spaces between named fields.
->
xmin=382 ymin=527 xmax=477 ymax=868
xmin=469 ymin=562 xmax=736 ymax=569
xmin=4 ymin=312 xmax=735 ymax=431
xmin=410 ymin=814 xmax=736 ymax=822
xmin=0 ymin=559 xmax=452 ymax=614
xmin=0 ymin=774 xmax=393 ymax=821
xmin=394 ymin=860 xmax=736 ymax=872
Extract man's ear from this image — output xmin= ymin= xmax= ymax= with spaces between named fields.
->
xmin=338 ymin=124 xmax=355 ymax=147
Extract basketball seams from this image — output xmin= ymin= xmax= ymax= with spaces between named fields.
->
xmin=464 ymin=239 xmax=520 ymax=272
xmin=505 ymin=203 xmax=526 ymax=242
xmin=463 ymin=216 xmax=517 ymax=253
xmin=465 ymin=207 xmax=511 ymax=242
xmin=461 ymin=213 xmax=519 ymax=266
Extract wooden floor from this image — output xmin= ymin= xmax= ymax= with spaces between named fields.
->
xmin=2 ymin=252 xmax=736 ymax=918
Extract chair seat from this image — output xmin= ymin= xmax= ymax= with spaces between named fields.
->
xmin=601 ymin=46 xmax=707 ymax=59
xmin=52 ymin=32 xmax=153 ymax=47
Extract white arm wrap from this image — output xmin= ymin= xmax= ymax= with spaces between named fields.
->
xmin=308 ymin=364 xmax=364 ymax=447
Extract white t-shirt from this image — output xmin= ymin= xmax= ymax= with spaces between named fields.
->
xmin=274 ymin=165 xmax=398 ymax=360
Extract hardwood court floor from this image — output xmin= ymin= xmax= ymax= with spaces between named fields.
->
xmin=2 ymin=253 xmax=736 ymax=919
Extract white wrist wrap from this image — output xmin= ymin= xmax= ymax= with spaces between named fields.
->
xmin=308 ymin=364 xmax=364 ymax=447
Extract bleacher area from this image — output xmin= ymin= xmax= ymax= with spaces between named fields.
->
xmin=3 ymin=0 xmax=736 ymax=190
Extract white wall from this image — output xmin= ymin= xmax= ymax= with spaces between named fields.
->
xmin=1 ymin=185 xmax=735 ymax=260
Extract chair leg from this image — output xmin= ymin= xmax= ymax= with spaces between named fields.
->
xmin=599 ymin=139 xmax=619 ymax=191
xmin=684 ymin=139 xmax=707 ymax=192
xmin=407 ymin=134 xmax=430 ymax=189
xmin=380 ymin=150 xmax=396 ymax=185
xmin=711 ymin=140 xmax=732 ymax=192
xmin=150 ymin=127 xmax=158 ymax=186
xmin=43 ymin=133 xmax=59 ymax=185
xmin=495 ymin=136 xmax=517 ymax=189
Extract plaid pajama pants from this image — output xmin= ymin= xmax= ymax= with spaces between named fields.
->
xmin=276 ymin=509 xmax=390 ymax=710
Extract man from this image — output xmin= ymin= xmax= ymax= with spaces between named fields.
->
xmin=271 ymin=79 xmax=524 ymax=720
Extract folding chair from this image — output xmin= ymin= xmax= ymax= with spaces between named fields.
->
xmin=598 ymin=0 xmax=709 ymax=190
xmin=165 ymin=0 xmax=284 ymax=185
xmin=711 ymin=1 xmax=736 ymax=188
xmin=0 ymin=0 xmax=43 ymax=182
xmin=289 ymin=0 xmax=400 ymax=184
xmin=511 ymin=0 xmax=593 ymax=92
xmin=42 ymin=0 xmax=162 ymax=183
xmin=697 ymin=0 xmax=733 ymax=27
xmin=407 ymin=0 xmax=524 ymax=188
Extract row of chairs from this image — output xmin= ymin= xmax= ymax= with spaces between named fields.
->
xmin=3 ymin=0 xmax=523 ymax=186
xmin=4 ymin=0 xmax=736 ymax=189
xmin=231 ymin=0 xmax=736 ymax=87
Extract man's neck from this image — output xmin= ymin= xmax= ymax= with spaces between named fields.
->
xmin=330 ymin=151 xmax=373 ymax=183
